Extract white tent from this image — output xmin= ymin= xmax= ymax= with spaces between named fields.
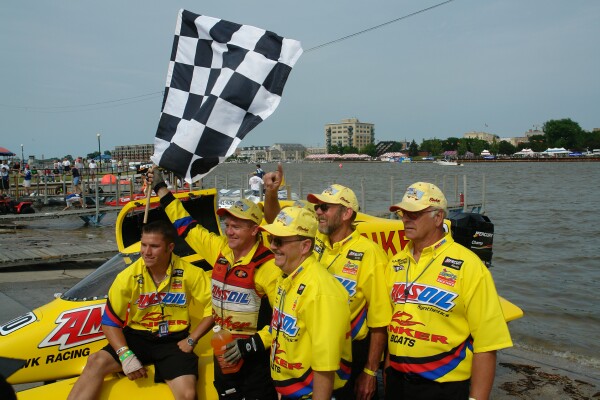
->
xmin=513 ymin=148 xmax=536 ymax=156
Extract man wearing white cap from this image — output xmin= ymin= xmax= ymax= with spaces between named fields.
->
xmin=263 ymin=165 xmax=391 ymax=400
xmin=149 ymin=167 xmax=280 ymax=400
xmin=385 ymin=182 xmax=512 ymax=400
xmin=259 ymin=206 xmax=352 ymax=400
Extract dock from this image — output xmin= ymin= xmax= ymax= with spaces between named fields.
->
xmin=0 ymin=206 xmax=121 ymax=221
xmin=0 ymin=242 xmax=117 ymax=269
xmin=0 ymin=208 xmax=123 ymax=268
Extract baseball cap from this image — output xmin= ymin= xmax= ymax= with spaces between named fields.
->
xmin=259 ymin=207 xmax=317 ymax=238
xmin=307 ymin=184 xmax=359 ymax=212
xmin=217 ymin=199 xmax=263 ymax=225
xmin=389 ymin=182 xmax=447 ymax=213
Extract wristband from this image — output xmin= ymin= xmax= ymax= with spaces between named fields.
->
xmin=119 ymin=349 xmax=134 ymax=363
xmin=363 ymin=367 xmax=377 ymax=377
xmin=115 ymin=346 xmax=129 ymax=355
xmin=153 ymin=182 xmax=168 ymax=193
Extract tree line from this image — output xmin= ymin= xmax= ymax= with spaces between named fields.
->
xmin=333 ymin=118 xmax=600 ymax=157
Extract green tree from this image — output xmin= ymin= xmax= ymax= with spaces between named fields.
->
xmin=489 ymin=139 xmax=500 ymax=155
xmin=408 ymin=140 xmax=419 ymax=156
xmin=360 ymin=143 xmax=378 ymax=157
xmin=498 ymin=140 xmax=516 ymax=155
xmin=342 ymin=146 xmax=358 ymax=154
xmin=420 ymin=139 xmax=443 ymax=156
xmin=469 ymin=139 xmax=486 ymax=156
xmin=526 ymin=134 xmax=547 ymax=152
xmin=442 ymin=137 xmax=460 ymax=151
xmin=582 ymin=130 xmax=600 ymax=150
xmin=543 ymin=118 xmax=584 ymax=149
xmin=457 ymin=140 xmax=468 ymax=156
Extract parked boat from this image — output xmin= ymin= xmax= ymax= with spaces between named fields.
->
xmin=434 ymin=158 xmax=463 ymax=166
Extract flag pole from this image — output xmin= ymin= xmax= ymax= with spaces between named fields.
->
xmin=143 ymin=165 xmax=153 ymax=224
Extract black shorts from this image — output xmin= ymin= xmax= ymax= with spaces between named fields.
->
xmin=213 ymin=350 xmax=277 ymax=400
xmin=103 ymin=327 xmax=198 ymax=383
xmin=384 ymin=367 xmax=469 ymax=400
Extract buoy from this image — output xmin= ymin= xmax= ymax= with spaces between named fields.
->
xmin=339 ymin=163 xmax=343 ymax=168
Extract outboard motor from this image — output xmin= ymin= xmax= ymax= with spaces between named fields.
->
xmin=449 ymin=212 xmax=494 ymax=267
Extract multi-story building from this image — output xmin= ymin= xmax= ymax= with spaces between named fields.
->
xmin=325 ymin=118 xmax=375 ymax=150
xmin=462 ymin=131 xmax=499 ymax=143
xmin=269 ymin=143 xmax=306 ymax=161
xmin=112 ymin=144 xmax=154 ymax=162
xmin=237 ymin=144 xmax=307 ymax=162
xmin=238 ymin=146 xmax=270 ymax=162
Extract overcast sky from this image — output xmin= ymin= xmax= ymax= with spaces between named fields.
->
xmin=1 ymin=0 xmax=598 ymax=159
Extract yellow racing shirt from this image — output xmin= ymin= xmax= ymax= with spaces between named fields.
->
xmin=385 ymin=234 xmax=512 ymax=382
xmin=162 ymin=193 xmax=280 ymax=344
xmin=314 ymin=230 xmax=392 ymax=340
xmin=101 ymin=254 xmax=212 ymax=333
xmin=268 ymin=254 xmax=352 ymax=399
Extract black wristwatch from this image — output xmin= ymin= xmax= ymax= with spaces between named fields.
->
xmin=186 ymin=336 xmax=196 ymax=347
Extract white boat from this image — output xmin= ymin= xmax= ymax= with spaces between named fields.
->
xmin=217 ymin=188 xmax=299 ymax=209
xmin=434 ymin=158 xmax=463 ymax=166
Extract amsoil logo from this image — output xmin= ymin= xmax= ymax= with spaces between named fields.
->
xmin=39 ymin=304 xmax=106 ymax=350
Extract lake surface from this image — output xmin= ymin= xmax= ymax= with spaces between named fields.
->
xmin=8 ymin=160 xmax=600 ymax=368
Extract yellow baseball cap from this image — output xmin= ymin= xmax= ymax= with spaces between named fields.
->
xmin=259 ymin=207 xmax=317 ymax=238
xmin=389 ymin=182 xmax=447 ymax=213
xmin=217 ymin=199 xmax=263 ymax=225
xmin=307 ymin=184 xmax=359 ymax=212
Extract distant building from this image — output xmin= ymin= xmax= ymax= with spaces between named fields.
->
xmin=463 ymin=131 xmax=499 ymax=143
xmin=112 ymin=144 xmax=153 ymax=162
xmin=238 ymin=146 xmax=270 ymax=162
xmin=238 ymin=144 xmax=306 ymax=162
xmin=325 ymin=118 xmax=375 ymax=150
xmin=269 ymin=143 xmax=306 ymax=161
xmin=306 ymin=146 xmax=327 ymax=155
xmin=500 ymin=128 xmax=545 ymax=147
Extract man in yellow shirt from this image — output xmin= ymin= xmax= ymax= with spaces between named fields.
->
xmin=264 ymin=164 xmax=391 ymax=400
xmin=259 ymin=206 xmax=352 ymax=400
xmin=384 ymin=182 xmax=512 ymax=400
xmin=150 ymin=167 xmax=280 ymax=400
xmin=68 ymin=220 xmax=214 ymax=400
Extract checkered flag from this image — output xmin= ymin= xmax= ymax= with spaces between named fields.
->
xmin=151 ymin=9 xmax=303 ymax=183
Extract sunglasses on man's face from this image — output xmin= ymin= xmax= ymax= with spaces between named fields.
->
xmin=267 ymin=235 xmax=306 ymax=247
xmin=313 ymin=203 xmax=338 ymax=212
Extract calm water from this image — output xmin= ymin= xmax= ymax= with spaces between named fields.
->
xmin=14 ymin=161 xmax=600 ymax=367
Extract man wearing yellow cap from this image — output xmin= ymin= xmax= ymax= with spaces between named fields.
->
xmin=259 ymin=206 xmax=352 ymax=400
xmin=150 ymin=167 xmax=280 ymax=400
xmin=263 ymin=166 xmax=391 ymax=400
xmin=385 ymin=182 xmax=512 ymax=400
